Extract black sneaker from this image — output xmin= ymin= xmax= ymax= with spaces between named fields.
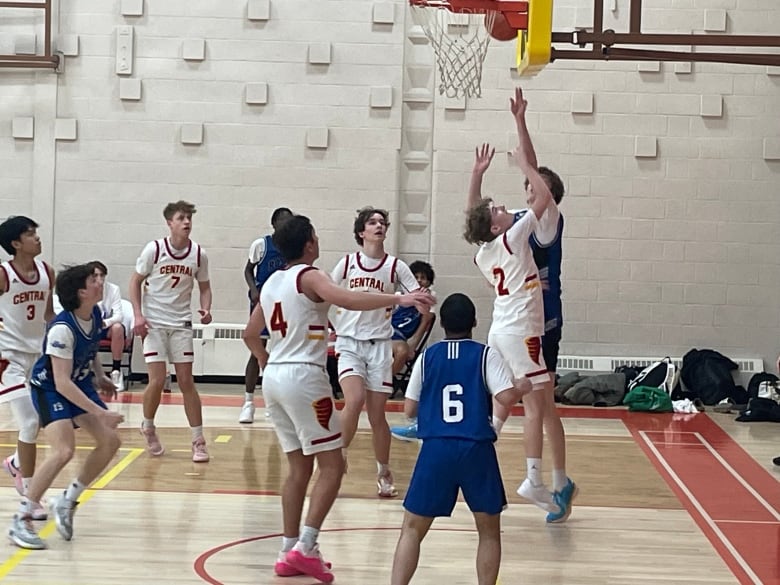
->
xmin=773 ymin=456 xmax=780 ymax=466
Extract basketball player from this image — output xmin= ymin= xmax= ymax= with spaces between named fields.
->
xmin=390 ymin=293 xmax=528 ymax=585
xmin=8 ymin=263 xmax=124 ymax=550
xmin=240 ymin=206 xmax=292 ymax=423
xmin=87 ymin=261 xmax=127 ymax=391
xmin=463 ymin=87 xmax=576 ymax=523
xmin=129 ymin=200 xmax=212 ymax=462
xmin=330 ymin=207 xmax=422 ymax=497
xmin=0 ymin=216 xmax=54 ymax=521
xmin=243 ymin=214 xmax=434 ymax=582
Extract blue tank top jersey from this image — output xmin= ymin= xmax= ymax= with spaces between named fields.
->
xmin=416 ymin=339 xmax=496 ymax=442
xmin=391 ymin=305 xmax=422 ymax=340
xmin=30 ymin=306 xmax=103 ymax=393
xmin=514 ymin=210 xmax=564 ymax=331
xmin=254 ymin=235 xmax=287 ymax=290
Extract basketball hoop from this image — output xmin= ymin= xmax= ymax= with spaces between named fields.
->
xmin=410 ymin=0 xmax=529 ymax=98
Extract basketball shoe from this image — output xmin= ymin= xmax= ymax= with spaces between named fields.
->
xmin=546 ymin=478 xmax=578 ymax=523
xmin=377 ymin=470 xmax=398 ymax=498
xmin=141 ymin=424 xmax=165 ymax=456
xmin=2 ymin=456 xmax=24 ymax=496
xmin=8 ymin=513 xmax=45 ymax=549
xmin=390 ymin=420 xmax=418 ymax=442
xmin=50 ymin=493 xmax=77 ymax=541
xmin=285 ymin=543 xmax=334 ymax=583
xmin=517 ymin=478 xmax=558 ymax=513
xmin=239 ymin=402 xmax=255 ymax=424
xmin=192 ymin=436 xmax=210 ymax=463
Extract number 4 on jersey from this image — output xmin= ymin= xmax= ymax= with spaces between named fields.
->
xmin=270 ymin=302 xmax=288 ymax=337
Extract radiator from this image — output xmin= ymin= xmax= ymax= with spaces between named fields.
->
xmin=192 ymin=323 xmax=249 ymax=376
xmin=557 ymin=355 xmax=764 ymax=375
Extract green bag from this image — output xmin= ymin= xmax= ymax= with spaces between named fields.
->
xmin=623 ymin=385 xmax=674 ymax=412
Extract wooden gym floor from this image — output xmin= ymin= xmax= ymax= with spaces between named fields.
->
xmin=0 ymin=383 xmax=776 ymax=585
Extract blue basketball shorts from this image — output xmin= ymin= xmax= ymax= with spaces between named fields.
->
xmin=403 ymin=437 xmax=506 ymax=517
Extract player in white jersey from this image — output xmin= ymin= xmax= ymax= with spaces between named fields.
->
xmin=0 ymin=216 xmax=54 ymax=520
xmin=243 ymin=214 xmax=434 ymax=582
xmin=463 ymin=87 xmax=576 ymax=523
xmin=129 ymin=200 xmax=213 ymax=463
xmin=330 ymin=207 xmax=421 ymax=498
xmin=86 ymin=261 xmax=127 ymax=391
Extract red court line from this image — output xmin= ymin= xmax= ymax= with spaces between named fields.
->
xmin=623 ymin=413 xmax=780 ymax=585
xmin=112 ymin=391 xmax=625 ymax=418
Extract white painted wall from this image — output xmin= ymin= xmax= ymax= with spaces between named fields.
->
xmin=1 ymin=0 xmax=778 ymax=368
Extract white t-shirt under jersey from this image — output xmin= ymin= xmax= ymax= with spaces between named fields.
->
xmin=135 ymin=237 xmax=209 ymax=329
xmin=0 ymin=259 xmax=51 ymax=354
xmin=330 ymin=252 xmax=419 ymax=341
xmin=475 ymin=211 xmax=544 ymax=337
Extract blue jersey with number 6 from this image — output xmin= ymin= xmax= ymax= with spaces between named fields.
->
xmin=416 ymin=339 xmax=495 ymax=442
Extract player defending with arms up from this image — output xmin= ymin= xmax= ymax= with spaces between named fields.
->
xmin=130 ymin=200 xmax=212 ymax=462
xmin=390 ymin=293 xmax=528 ymax=585
xmin=244 ymin=214 xmax=433 ymax=583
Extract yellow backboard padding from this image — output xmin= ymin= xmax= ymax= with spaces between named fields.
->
xmin=517 ymin=0 xmax=553 ymax=76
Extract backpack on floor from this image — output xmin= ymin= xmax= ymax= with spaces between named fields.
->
xmin=680 ymin=349 xmax=741 ymax=406
xmin=626 ymin=358 xmax=679 ymax=396
xmin=747 ymin=372 xmax=780 ymax=403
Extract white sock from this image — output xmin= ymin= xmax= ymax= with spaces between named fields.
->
xmin=244 ymin=392 xmax=254 ymax=403
xmin=377 ymin=462 xmax=390 ymax=476
xmin=552 ymin=469 xmax=568 ymax=492
xmin=281 ymin=536 xmax=298 ymax=553
xmin=299 ymin=525 xmax=319 ymax=550
xmin=492 ymin=416 xmax=505 ymax=435
xmin=190 ymin=425 xmax=204 ymax=442
xmin=527 ymin=458 xmax=543 ymax=485
xmin=65 ymin=479 xmax=86 ymax=503
xmin=142 ymin=418 xmax=155 ymax=429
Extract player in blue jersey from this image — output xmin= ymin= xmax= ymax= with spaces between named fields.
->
xmin=240 ymin=206 xmax=293 ymax=423
xmin=8 ymin=264 xmax=124 ymax=550
xmin=390 ymin=293 xmax=529 ymax=585
xmin=468 ymin=87 xmax=575 ymax=523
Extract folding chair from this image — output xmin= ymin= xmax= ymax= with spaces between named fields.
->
xmin=391 ymin=313 xmax=436 ymax=399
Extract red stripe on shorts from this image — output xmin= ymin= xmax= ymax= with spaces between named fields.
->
xmin=312 ymin=432 xmax=341 ymax=446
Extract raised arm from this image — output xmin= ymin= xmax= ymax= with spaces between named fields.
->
xmin=511 ymin=86 xmax=538 ymax=171
xmin=467 ymin=143 xmax=496 ymax=210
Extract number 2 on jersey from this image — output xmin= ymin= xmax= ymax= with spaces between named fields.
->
xmin=269 ymin=302 xmax=288 ymax=337
xmin=492 ymin=268 xmax=509 ymax=296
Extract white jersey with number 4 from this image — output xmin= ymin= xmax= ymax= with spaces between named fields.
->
xmin=136 ymin=238 xmax=209 ymax=329
xmin=0 ymin=260 xmax=51 ymax=354
xmin=475 ymin=211 xmax=544 ymax=337
xmin=330 ymin=252 xmax=418 ymax=341
xmin=261 ymin=265 xmax=330 ymax=367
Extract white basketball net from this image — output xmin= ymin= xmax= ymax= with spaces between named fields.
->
xmin=411 ymin=4 xmax=496 ymax=98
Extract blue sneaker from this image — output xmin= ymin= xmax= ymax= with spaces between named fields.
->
xmin=546 ymin=478 xmax=578 ymax=523
xmin=390 ymin=421 xmax=418 ymax=442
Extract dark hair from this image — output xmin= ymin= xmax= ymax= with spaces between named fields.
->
xmin=272 ymin=214 xmax=314 ymax=262
xmin=87 ymin=260 xmax=108 ymax=276
xmin=409 ymin=260 xmax=435 ymax=285
xmin=463 ymin=199 xmax=496 ymax=245
xmin=524 ymin=166 xmax=565 ymax=204
xmin=0 ymin=216 xmax=39 ymax=256
xmin=353 ymin=207 xmax=390 ymax=246
xmin=163 ymin=200 xmax=196 ymax=221
xmin=439 ymin=293 xmax=476 ymax=335
xmin=271 ymin=207 xmax=293 ymax=228
xmin=56 ymin=264 xmax=95 ymax=311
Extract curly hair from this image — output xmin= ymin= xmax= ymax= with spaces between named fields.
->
xmin=463 ymin=199 xmax=497 ymax=245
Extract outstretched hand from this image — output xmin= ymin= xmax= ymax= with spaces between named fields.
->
xmin=510 ymin=86 xmax=528 ymax=121
xmin=473 ymin=143 xmax=496 ymax=175
xmin=399 ymin=290 xmax=436 ymax=314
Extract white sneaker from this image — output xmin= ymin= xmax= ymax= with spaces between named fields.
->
xmin=239 ymin=402 xmax=255 ymax=424
xmin=111 ymin=370 xmax=125 ymax=392
xmin=517 ymin=478 xmax=559 ymax=513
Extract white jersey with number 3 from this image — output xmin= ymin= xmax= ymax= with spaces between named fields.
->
xmin=261 ymin=265 xmax=330 ymax=367
xmin=136 ymin=238 xmax=209 ymax=329
xmin=475 ymin=211 xmax=544 ymax=337
xmin=0 ymin=260 xmax=51 ymax=354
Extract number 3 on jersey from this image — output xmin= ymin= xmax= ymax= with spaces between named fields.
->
xmin=269 ymin=302 xmax=288 ymax=337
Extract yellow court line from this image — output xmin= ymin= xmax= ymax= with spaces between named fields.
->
xmin=214 ymin=435 xmax=232 ymax=443
xmin=0 ymin=448 xmax=144 ymax=580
